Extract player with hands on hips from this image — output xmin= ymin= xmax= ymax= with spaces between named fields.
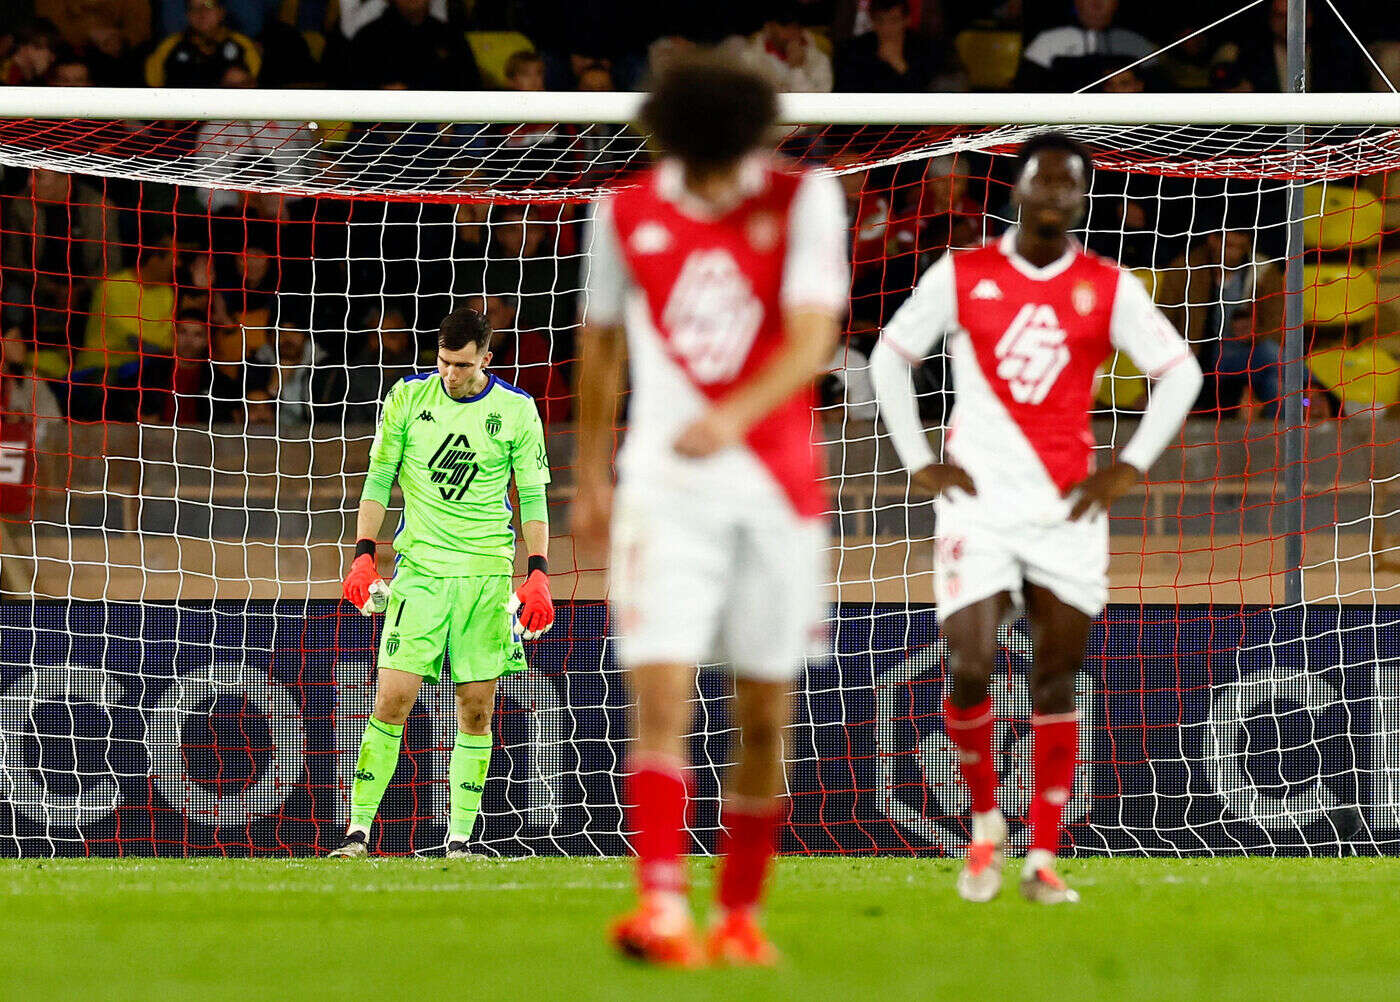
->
xmin=871 ymin=133 xmax=1202 ymax=904
xmin=331 ymin=306 xmax=553 ymax=860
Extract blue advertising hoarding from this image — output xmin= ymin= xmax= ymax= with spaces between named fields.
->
xmin=1 ymin=602 xmax=1397 ymax=856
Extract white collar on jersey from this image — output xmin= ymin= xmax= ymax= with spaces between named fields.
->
xmin=655 ymin=154 xmax=770 ymax=220
xmin=998 ymin=227 xmax=1080 ymax=282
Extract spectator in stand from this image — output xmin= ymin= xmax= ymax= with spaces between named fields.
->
xmin=835 ymin=0 xmax=934 ymax=92
xmin=483 ymin=204 xmax=576 ymax=339
xmin=576 ymin=62 xmax=614 ymax=91
xmin=900 ymin=152 xmax=983 ymax=269
xmin=1160 ymin=227 xmax=1284 ymax=417
xmin=1016 ymin=0 xmax=1155 ymax=92
xmin=251 ymin=317 xmax=327 ymax=429
xmin=726 ymin=2 xmax=834 ymax=92
xmin=155 ymin=0 xmax=282 ymax=37
xmin=215 ymin=234 xmax=280 ymax=334
xmin=193 ymin=64 xmax=317 ymax=203
xmin=336 ymin=0 xmax=448 ymax=39
xmin=77 ymin=233 xmax=178 ymax=382
xmin=832 ymin=151 xmax=895 ymax=326
xmin=3 ymin=169 xmax=119 ymax=362
xmin=138 ymin=308 xmax=209 ymax=423
xmin=341 ymin=0 xmax=480 ymax=90
xmin=47 ymin=50 xmax=93 ymax=85
xmin=146 ymin=0 xmax=261 ymax=88
xmin=340 ymin=307 xmax=421 ymax=423
xmin=205 ymin=321 xmax=271 ymax=424
xmin=1 ymin=20 xmax=58 ymax=84
xmin=37 ymin=0 xmax=149 ymax=82
xmin=450 ymin=201 xmax=490 ymax=300
xmin=1211 ymin=0 xmax=1366 ymax=93
xmin=505 ymin=49 xmax=547 ymax=92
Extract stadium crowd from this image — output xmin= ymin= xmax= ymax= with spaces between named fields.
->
xmin=0 ymin=0 xmax=1396 ymax=438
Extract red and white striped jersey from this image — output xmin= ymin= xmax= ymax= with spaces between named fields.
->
xmin=583 ymin=156 xmax=848 ymax=519
xmin=881 ymin=229 xmax=1192 ymax=519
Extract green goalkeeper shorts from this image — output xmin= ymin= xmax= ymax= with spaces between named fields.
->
xmin=376 ymin=561 xmax=526 ymax=684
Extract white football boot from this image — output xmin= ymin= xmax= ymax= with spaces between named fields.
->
xmin=956 ymin=809 xmax=1008 ymax=903
xmin=1020 ymin=849 xmax=1080 ymax=904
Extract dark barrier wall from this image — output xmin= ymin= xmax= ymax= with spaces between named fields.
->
xmin=1 ymin=602 xmax=1397 ymax=856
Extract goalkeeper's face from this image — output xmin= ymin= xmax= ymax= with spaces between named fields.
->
xmin=438 ymin=342 xmax=492 ymax=398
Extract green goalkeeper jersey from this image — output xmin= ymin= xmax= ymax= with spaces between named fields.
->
xmin=362 ymin=371 xmax=551 ymax=577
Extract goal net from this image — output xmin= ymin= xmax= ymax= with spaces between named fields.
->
xmin=1 ymin=90 xmax=1397 ymax=857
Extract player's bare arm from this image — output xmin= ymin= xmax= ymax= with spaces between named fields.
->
xmin=574 ymin=320 xmax=627 ymax=546
xmin=673 ymin=307 xmax=841 ymax=458
xmin=1067 ymin=461 xmax=1140 ymax=520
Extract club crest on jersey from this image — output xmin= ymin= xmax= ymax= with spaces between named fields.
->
xmin=745 ymin=210 xmax=781 ymax=252
xmin=630 ymin=221 xmax=671 ymax=255
xmin=994 ymin=303 xmax=1070 ymax=405
xmin=1072 ymin=281 xmax=1096 ymax=316
xmin=485 ymin=412 xmax=502 ymax=437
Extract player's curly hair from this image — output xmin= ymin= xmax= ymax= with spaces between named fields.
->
xmin=638 ymin=51 xmax=779 ymax=178
xmin=1013 ymin=132 xmax=1095 ymax=187
xmin=439 ymin=306 xmax=495 ymax=353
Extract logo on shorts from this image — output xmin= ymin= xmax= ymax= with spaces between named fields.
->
xmin=485 ymin=412 xmax=502 ymax=437
xmin=508 ymin=647 xmax=525 ymax=665
xmin=385 ymin=632 xmax=400 ymax=656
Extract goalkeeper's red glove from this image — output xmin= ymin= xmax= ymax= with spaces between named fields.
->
xmin=342 ymin=543 xmax=386 ymax=615
xmin=512 ymin=565 xmax=554 ymax=640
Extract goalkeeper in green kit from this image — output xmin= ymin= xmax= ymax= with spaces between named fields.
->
xmin=328 ymin=306 xmax=554 ymax=858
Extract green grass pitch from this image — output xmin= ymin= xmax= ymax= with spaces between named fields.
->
xmin=3 ymin=857 xmax=1396 ymax=1001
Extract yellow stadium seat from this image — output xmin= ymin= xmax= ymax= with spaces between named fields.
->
xmin=1094 ymin=351 xmax=1147 ymax=409
xmin=1302 ymin=184 xmax=1384 ymax=252
xmin=467 ymin=30 xmax=536 ymax=89
xmin=1303 ymin=262 xmax=1379 ymax=326
xmin=955 ymin=29 xmax=1022 ymax=91
xmin=1132 ymin=267 xmax=1162 ymax=303
xmin=1308 ymin=341 xmax=1400 ymax=413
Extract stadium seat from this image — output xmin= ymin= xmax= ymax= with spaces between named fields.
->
xmin=954 ymin=29 xmax=1022 ymax=91
xmin=1308 ymin=341 xmax=1400 ymax=414
xmin=467 ymin=31 xmax=537 ymax=89
xmin=1094 ymin=351 xmax=1147 ymax=409
xmin=1303 ymin=262 xmax=1379 ymax=325
xmin=1302 ymin=184 xmax=1384 ymax=252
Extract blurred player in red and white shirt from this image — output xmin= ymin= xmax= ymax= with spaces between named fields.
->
xmin=871 ymin=134 xmax=1202 ymax=904
xmin=574 ymin=54 xmax=847 ymax=965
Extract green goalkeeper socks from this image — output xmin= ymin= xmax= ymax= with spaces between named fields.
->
xmin=449 ymin=732 xmax=493 ymax=843
xmin=348 ymin=716 xmax=404 ymax=831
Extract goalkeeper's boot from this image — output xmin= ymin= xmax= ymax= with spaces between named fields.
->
xmin=1020 ymin=850 xmax=1080 ymax=905
xmin=328 ymin=828 xmax=369 ymax=858
xmin=956 ymin=809 xmax=1008 ymax=903
xmin=707 ymin=909 xmax=780 ymax=968
xmin=445 ymin=840 xmax=474 ymax=860
xmin=610 ymin=892 xmax=703 ymax=969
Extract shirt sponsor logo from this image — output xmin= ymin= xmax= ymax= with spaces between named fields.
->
xmin=427 ymin=433 xmax=480 ymax=501
xmin=661 ymin=249 xmax=764 ymax=384
xmin=994 ymin=303 xmax=1070 ymax=405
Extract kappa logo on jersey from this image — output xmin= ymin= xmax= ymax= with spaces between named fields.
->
xmin=994 ymin=303 xmax=1071 ymax=405
xmin=661 ymin=249 xmax=764 ymax=384
xmin=970 ymin=278 xmax=1002 ymax=300
xmin=427 ymin=433 xmax=479 ymax=501
xmin=630 ymin=221 xmax=671 ymax=255
xmin=417 ymin=411 xmax=435 ymax=423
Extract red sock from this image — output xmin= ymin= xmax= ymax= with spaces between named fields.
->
xmin=943 ymin=697 xmax=998 ymax=814
xmin=1030 ymin=712 xmax=1079 ymax=854
xmin=717 ymin=799 xmax=783 ymax=914
xmin=626 ymin=756 xmax=690 ymax=895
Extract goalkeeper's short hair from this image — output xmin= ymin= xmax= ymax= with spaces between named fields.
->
xmin=439 ymin=306 xmax=495 ymax=353
xmin=638 ymin=50 xmax=778 ymax=179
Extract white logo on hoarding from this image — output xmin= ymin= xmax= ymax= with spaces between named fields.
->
xmin=994 ymin=303 xmax=1070 ymax=404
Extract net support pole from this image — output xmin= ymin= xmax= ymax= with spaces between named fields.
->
xmin=1281 ymin=0 xmax=1308 ymax=604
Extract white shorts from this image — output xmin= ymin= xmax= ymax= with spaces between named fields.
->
xmin=932 ymin=496 xmax=1109 ymax=622
xmin=609 ymin=485 xmax=830 ymax=680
